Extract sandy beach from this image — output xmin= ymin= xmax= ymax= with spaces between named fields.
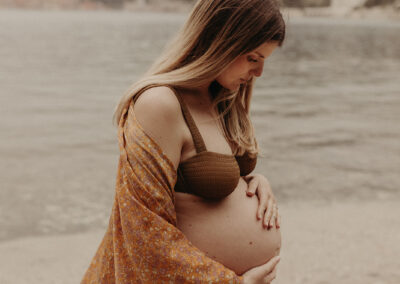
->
xmin=1 ymin=200 xmax=399 ymax=284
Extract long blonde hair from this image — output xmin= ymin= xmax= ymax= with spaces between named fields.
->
xmin=113 ymin=0 xmax=285 ymax=157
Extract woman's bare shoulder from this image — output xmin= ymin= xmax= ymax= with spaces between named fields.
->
xmin=134 ymin=86 xmax=180 ymax=113
xmin=132 ymin=86 xmax=184 ymax=170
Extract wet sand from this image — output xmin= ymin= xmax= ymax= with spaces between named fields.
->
xmin=1 ymin=200 xmax=399 ymax=284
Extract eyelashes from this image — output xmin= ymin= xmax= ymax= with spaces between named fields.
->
xmin=247 ymin=56 xmax=258 ymax=63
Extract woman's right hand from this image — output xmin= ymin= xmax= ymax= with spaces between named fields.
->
xmin=241 ymin=256 xmax=280 ymax=284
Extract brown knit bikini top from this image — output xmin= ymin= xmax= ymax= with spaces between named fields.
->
xmin=170 ymin=87 xmax=257 ymax=200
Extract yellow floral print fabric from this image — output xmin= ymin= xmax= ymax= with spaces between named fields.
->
xmin=81 ymin=100 xmax=243 ymax=283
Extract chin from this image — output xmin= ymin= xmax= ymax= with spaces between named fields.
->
xmin=215 ymin=79 xmax=236 ymax=92
xmin=232 ymin=83 xmax=243 ymax=91
xmin=226 ymin=83 xmax=241 ymax=92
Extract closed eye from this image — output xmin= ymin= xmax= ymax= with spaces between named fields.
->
xmin=247 ymin=56 xmax=258 ymax=63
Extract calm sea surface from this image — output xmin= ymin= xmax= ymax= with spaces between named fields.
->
xmin=0 ymin=10 xmax=399 ymax=241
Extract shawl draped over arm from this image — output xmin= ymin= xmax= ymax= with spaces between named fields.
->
xmin=81 ymin=101 xmax=243 ymax=283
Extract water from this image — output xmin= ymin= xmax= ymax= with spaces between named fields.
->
xmin=0 ymin=10 xmax=399 ymax=242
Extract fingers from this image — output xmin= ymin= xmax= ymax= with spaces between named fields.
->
xmin=241 ymin=256 xmax=280 ymax=283
xmin=261 ymin=255 xmax=280 ymax=274
xmin=265 ymin=202 xmax=280 ymax=230
xmin=244 ymin=175 xmax=280 ymax=229
xmin=260 ymin=198 xmax=279 ymax=229
xmin=246 ymin=178 xmax=258 ymax=197
xmin=257 ymin=191 xmax=268 ymax=221
xmin=263 ymin=199 xmax=273 ymax=228
xmin=243 ymin=174 xmax=255 ymax=182
xmin=275 ymin=211 xmax=281 ymax=229
xmin=263 ymin=264 xmax=278 ymax=283
xmin=268 ymin=204 xmax=277 ymax=229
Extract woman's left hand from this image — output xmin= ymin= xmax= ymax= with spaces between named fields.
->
xmin=243 ymin=173 xmax=280 ymax=230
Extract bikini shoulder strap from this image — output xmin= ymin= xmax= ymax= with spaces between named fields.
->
xmin=167 ymin=86 xmax=207 ymax=153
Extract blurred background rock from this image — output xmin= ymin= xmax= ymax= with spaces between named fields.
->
xmin=0 ymin=0 xmax=399 ymax=18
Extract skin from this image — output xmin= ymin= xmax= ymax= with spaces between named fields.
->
xmin=179 ymin=40 xmax=282 ymax=231
xmin=213 ymin=40 xmax=282 ymax=230
xmin=217 ymin=41 xmax=279 ymax=92
xmin=188 ymin=41 xmax=280 ymax=106
xmin=133 ymin=40 xmax=282 ymax=283
xmin=174 ymin=40 xmax=283 ymax=279
xmin=218 ymin=41 xmax=281 ymax=230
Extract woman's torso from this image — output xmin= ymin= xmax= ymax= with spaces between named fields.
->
xmin=173 ymin=86 xmax=257 ymax=199
xmin=168 ymin=86 xmax=281 ymax=275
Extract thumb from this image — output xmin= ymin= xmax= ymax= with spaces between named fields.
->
xmin=246 ymin=179 xmax=258 ymax=196
xmin=258 ymin=256 xmax=280 ymax=273
xmin=244 ymin=256 xmax=280 ymax=280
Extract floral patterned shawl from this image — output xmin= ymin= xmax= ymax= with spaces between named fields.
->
xmin=81 ymin=100 xmax=243 ymax=283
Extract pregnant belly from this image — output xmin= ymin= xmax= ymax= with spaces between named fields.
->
xmin=174 ymin=177 xmax=281 ymax=275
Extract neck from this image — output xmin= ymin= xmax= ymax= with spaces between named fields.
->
xmin=178 ymin=81 xmax=214 ymax=105
xmin=195 ymin=80 xmax=223 ymax=102
xmin=175 ymin=80 xmax=223 ymax=113
xmin=193 ymin=80 xmax=212 ymax=96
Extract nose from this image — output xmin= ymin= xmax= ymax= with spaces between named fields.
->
xmin=251 ymin=63 xmax=264 ymax=78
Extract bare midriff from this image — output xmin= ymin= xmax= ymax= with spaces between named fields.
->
xmin=174 ymin=177 xmax=281 ymax=276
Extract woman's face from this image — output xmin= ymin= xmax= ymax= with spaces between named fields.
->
xmin=216 ymin=41 xmax=279 ymax=91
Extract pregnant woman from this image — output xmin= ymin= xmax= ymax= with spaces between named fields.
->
xmin=82 ymin=0 xmax=285 ymax=283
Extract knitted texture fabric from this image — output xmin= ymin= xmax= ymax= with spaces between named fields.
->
xmin=81 ymin=102 xmax=243 ymax=283
xmin=169 ymin=85 xmax=257 ymax=199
